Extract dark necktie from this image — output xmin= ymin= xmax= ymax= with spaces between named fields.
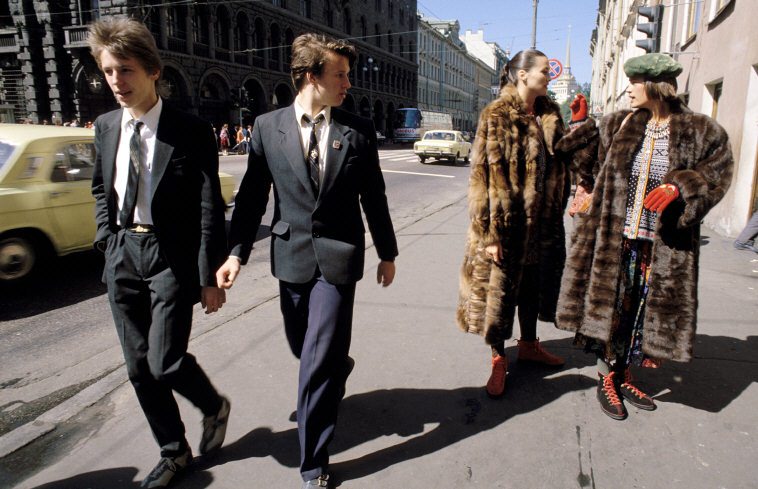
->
xmin=120 ymin=120 xmax=143 ymax=227
xmin=303 ymin=114 xmax=325 ymax=194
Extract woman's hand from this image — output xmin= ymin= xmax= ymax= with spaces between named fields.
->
xmin=643 ymin=184 xmax=679 ymax=213
xmin=485 ymin=243 xmax=503 ymax=265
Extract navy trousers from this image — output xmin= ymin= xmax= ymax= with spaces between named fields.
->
xmin=279 ymin=273 xmax=356 ymax=481
xmin=105 ymin=229 xmax=222 ymax=456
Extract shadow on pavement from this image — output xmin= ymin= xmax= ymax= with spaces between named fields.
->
xmin=26 ymin=466 xmax=213 ymax=489
xmin=190 ymin=338 xmax=596 ymax=485
xmin=646 ymin=334 xmax=758 ymax=413
xmin=0 ymin=250 xmax=106 ymax=321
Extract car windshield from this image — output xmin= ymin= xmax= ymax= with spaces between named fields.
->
xmin=424 ymin=132 xmax=454 ymax=141
xmin=0 ymin=141 xmax=16 ymax=171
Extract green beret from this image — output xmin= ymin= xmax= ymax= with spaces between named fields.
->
xmin=624 ymin=53 xmax=683 ymax=79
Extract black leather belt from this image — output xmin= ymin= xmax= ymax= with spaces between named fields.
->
xmin=127 ymin=224 xmax=155 ymax=233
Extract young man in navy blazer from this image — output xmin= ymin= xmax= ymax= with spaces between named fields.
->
xmin=216 ymin=33 xmax=398 ymax=488
xmin=89 ymin=18 xmax=230 ymax=488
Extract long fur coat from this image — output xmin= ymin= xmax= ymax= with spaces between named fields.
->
xmin=555 ymin=102 xmax=733 ymax=362
xmin=456 ymin=86 xmax=570 ymax=345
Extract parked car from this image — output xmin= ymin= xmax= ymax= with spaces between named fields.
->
xmin=413 ymin=130 xmax=472 ymax=164
xmin=376 ymin=131 xmax=386 ymax=146
xmin=0 ymin=124 xmax=236 ymax=283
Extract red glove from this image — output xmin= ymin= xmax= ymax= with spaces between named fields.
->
xmin=570 ymin=94 xmax=588 ymax=122
xmin=643 ymin=184 xmax=679 ymax=213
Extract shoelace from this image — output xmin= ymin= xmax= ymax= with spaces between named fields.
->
xmin=602 ymin=373 xmax=622 ymax=406
xmin=621 ymin=372 xmax=649 ymax=399
xmin=145 ymin=457 xmax=178 ymax=481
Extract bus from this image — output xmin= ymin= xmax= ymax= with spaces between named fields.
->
xmin=393 ymin=108 xmax=453 ymax=143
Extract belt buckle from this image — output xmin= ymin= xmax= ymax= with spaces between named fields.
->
xmin=132 ymin=224 xmax=152 ymax=233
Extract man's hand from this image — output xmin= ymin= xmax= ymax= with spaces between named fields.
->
xmin=485 ymin=243 xmax=503 ymax=265
xmin=377 ymin=260 xmax=395 ymax=287
xmin=201 ymin=286 xmax=226 ymax=314
xmin=643 ymin=184 xmax=679 ymax=213
xmin=216 ymin=257 xmax=241 ymax=289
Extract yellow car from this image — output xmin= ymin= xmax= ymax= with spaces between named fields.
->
xmin=413 ymin=130 xmax=472 ymax=164
xmin=0 ymin=124 xmax=235 ymax=283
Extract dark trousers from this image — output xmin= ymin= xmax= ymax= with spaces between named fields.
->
xmin=736 ymin=210 xmax=758 ymax=243
xmin=279 ymin=274 xmax=356 ymax=481
xmin=105 ymin=230 xmax=221 ymax=457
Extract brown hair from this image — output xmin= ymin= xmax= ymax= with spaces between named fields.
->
xmin=88 ymin=17 xmax=166 ymax=96
xmin=644 ymin=78 xmax=678 ymax=103
xmin=290 ymin=33 xmax=357 ymax=91
xmin=499 ymin=49 xmax=548 ymax=89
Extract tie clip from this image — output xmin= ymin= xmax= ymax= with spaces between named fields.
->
xmin=332 ymin=140 xmax=341 ymax=150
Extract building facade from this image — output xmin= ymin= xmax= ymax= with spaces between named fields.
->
xmin=0 ymin=0 xmax=418 ymax=134
xmin=588 ymin=0 xmax=757 ymax=236
xmin=460 ymin=28 xmax=509 ymax=93
xmin=417 ymin=16 xmax=492 ymax=132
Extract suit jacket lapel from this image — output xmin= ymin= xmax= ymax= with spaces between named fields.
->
xmin=278 ymin=106 xmax=316 ymax=199
xmin=320 ymin=117 xmax=351 ymax=199
xmin=151 ymin=107 xmax=175 ymax=202
xmin=99 ymin=110 xmax=122 ymax=201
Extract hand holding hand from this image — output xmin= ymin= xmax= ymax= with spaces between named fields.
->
xmin=216 ymin=257 xmax=241 ymax=289
xmin=377 ymin=260 xmax=395 ymax=287
xmin=201 ymin=286 xmax=226 ymax=314
xmin=485 ymin=243 xmax=503 ymax=265
xmin=643 ymin=184 xmax=679 ymax=213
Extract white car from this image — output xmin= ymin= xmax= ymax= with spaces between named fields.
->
xmin=413 ymin=130 xmax=472 ymax=164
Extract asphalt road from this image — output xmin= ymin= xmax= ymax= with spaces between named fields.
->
xmin=0 ymin=145 xmax=469 ymax=440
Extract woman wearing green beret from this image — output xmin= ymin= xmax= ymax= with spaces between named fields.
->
xmin=554 ymin=53 xmax=734 ymax=420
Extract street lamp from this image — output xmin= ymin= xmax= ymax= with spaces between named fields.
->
xmin=362 ymin=57 xmax=379 ymax=121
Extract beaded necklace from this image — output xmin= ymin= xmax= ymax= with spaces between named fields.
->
xmin=645 ymin=118 xmax=670 ymax=139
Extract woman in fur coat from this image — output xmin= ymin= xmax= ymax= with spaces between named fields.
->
xmin=456 ymin=49 xmax=571 ymax=399
xmin=555 ymin=53 xmax=733 ymax=420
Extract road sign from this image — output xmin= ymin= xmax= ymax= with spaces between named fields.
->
xmin=548 ymin=59 xmax=563 ymax=80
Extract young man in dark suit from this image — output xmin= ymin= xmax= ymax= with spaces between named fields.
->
xmin=216 ymin=33 xmax=398 ymax=488
xmin=89 ymin=18 xmax=230 ymax=489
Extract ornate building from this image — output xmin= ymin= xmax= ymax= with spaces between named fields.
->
xmin=0 ymin=0 xmax=417 ymax=133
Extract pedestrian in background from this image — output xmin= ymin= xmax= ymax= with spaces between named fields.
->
xmin=216 ymin=33 xmax=397 ymax=489
xmin=89 ymin=17 xmax=231 ymax=487
xmin=555 ymin=53 xmax=734 ymax=420
xmin=219 ymin=123 xmax=230 ymax=155
xmin=734 ymin=209 xmax=758 ymax=253
xmin=457 ymin=49 xmax=570 ymax=400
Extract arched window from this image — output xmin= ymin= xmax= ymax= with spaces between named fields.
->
xmin=360 ymin=16 xmax=367 ymax=39
xmin=193 ymin=5 xmax=209 ymax=44
xmin=215 ymin=8 xmax=231 ymax=50
xmin=234 ymin=13 xmax=249 ymax=53
xmin=300 ymin=0 xmax=312 ymax=18
xmin=324 ymin=1 xmax=334 ymax=27
xmin=374 ymin=24 xmax=381 ymax=47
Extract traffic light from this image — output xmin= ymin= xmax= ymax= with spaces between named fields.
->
xmin=636 ymin=5 xmax=663 ymax=53
xmin=230 ymin=88 xmax=240 ymax=108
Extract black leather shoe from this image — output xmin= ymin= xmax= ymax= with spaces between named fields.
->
xmin=303 ymin=473 xmax=330 ymax=488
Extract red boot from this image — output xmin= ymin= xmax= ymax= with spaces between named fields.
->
xmin=517 ymin=338 xmax=565 ymax=366
xmin=486 ymin=355 xmax=508 ymax=399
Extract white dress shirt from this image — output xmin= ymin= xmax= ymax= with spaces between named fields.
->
xmin=114 ymin=97 xmax=162 ymax=226
xmin=294 ymin=101 xmax=331 ymax=184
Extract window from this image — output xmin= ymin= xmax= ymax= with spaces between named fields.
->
xmin=343 ymin=9 xmax=351 ymax=34
xmin=684 ymin=0 xmax=702 ymax=40
xmin=709 ymin=0 xmax=732 ymax=22
xmin=707 ymin=81 xmax=723 ymax=119
xmin=300 ymin=0 xmax=311 ymax=18
xmin=51 ymin=143 xmax=95 ymax=182
xmin=388 ymin=0 xmax=393 ymax=19
xmin=375 ymin=0 xmax=381 ymax=11
xmin=324 ymin=2 xmax=333 ymax=27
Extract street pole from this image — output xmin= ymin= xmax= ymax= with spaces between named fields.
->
xmin=531 ymin=0 xmax=538 ymax=49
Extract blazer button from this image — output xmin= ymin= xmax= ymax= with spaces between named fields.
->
xmin=312 ymin=232 xmax=320 ymax=238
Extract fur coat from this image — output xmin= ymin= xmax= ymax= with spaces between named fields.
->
xmin=555 ymin=102 xmax=733 ymax=362
xmin=456 ymin=85 xmax=570 ymax=345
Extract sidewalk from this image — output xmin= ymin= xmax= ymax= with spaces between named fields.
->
xmin=8 ymin=198 xmax=758 ymax=489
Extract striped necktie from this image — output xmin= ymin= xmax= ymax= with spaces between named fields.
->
xmin=303 ymin=114 xmax=325 ymax=194
xmin=120 ymin=120 xmax=143 ymax=227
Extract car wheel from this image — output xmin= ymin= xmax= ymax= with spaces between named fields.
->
xmin=451 ymin=152 xmax=459 ymax=164
xmin=464 ymin=150 xmax=470 ymax=163
xmin=419 ymin=157 xmax=427 ymax=164
xmin=0 ymin=235 xmax=38 ymax=282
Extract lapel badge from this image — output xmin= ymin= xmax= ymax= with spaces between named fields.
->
xmin=332 ymin=140 xmax=341 ymax=150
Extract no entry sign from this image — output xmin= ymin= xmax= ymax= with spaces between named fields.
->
xmin=548 ymin=59 xmax=563 ymax=80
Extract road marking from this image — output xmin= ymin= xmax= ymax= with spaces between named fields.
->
xmin=382 ymin=169 xmax=454 ymax=178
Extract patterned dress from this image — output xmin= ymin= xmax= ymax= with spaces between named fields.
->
xmin=579 ymin=119 xmax=670 ymax=367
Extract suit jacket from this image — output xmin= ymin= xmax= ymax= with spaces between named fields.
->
xmin=91 ymin=104 xmax=227 ymax=290
xmin=229 ymin=105 xmax=398 ymax=285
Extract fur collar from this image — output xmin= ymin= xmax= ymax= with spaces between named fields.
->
xmin=491 ymin=85 xmax=564 ymax=154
